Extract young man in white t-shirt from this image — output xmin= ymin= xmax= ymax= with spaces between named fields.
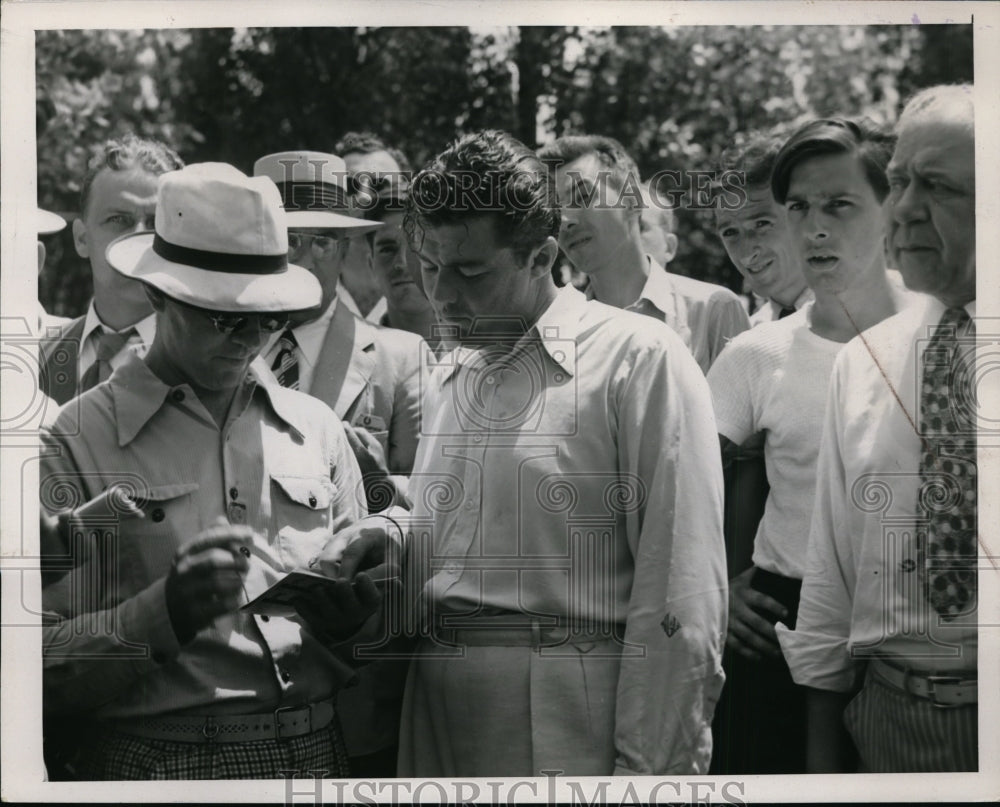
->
xmin=706 ymin=117 xmax=914 ymax=773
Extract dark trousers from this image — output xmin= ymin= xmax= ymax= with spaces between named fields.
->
xmin=710 ymin=567 xmax=807 ymax=774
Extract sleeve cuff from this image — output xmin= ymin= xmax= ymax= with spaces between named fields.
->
xmin=775 ymin=621 xmax=856 ymax=692
xmin=715 ymin=419 xmax=750 ymax=446
xmin=118 ymin=577 xmax=182 ymax=664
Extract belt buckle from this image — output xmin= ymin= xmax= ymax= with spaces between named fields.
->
xmin=273 ymin=704 xmax=308 ymax=741
xmin=925 ymin=674 xmax=968 ymax=709
xmin=201 ymin=716 xmax=221 ymax=742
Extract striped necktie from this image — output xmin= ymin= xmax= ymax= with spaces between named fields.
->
xmin=917 ymin=306 xmax=977 ymax=619
xmin=270 ymin=328 xmax=300 ymax=390
xmin=80 ymin=327 xmax=135 ymax=392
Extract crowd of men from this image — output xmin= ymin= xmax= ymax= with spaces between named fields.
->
xmin=33 ymin=81 xmax=978 ymax=780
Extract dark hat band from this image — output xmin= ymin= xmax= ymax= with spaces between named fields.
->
xmin=276 ymin=181 xmax=350 ymax=213
xmin=152 ymin=234 xmax=288 ymax=275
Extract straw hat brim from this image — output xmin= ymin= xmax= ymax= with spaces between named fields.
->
xmin=106 ymin=231 xmax=323 ymax=313
xmin=285 ymin=209 xmax=383 ymax=234
xmin=37 ymin=208 xmax=66 ymax=235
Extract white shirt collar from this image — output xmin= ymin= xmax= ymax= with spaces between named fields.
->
xmin=81 ymin=299 xmax=156 ymax=344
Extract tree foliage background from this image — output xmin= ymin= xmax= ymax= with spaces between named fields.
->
xmin=36 ymin=25 xmax=973 ymax=317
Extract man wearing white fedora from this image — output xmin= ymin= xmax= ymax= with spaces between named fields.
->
xmin=39 ymin=162 xmax=397 ymax=780
xmin=254 ymin=151 xmax=429 ymax=777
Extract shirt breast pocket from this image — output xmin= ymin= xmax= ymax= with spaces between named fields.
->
xmin=117 ymin=483 xmax=201 ymax=599
xmin=350 ymin=412 xmax=389 ymax=455
xmin=271 ymin=474 xmax=336 ymax=569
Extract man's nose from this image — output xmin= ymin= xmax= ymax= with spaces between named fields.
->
xmin=801 ymin=207 xmax=829 ymax=241
xmin=891 ymin=179 xmax=925 ymax=224
xmin=429 ymin=267 xmax=457 ymax=306
xmin=738 ymin=234 xmax=760 ymax=266
xmin=137 ymin=211 xmax=157 ymax=233
xmin=231 ymin=317 xmax=268 ymax=351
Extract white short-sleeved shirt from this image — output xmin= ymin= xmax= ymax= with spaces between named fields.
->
xmin=707 ymin=303 xmax=843 ymax=578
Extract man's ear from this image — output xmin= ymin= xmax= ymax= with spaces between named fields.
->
xmin=72 ymin=216 xmax=89 ymax=259
xmin=663 ymin=232 xmax=679 ymax=265
xmin=528 ymin=236 xmax=560 ymax=279
xmin=143 ymin=284 xmax=165 ymax=311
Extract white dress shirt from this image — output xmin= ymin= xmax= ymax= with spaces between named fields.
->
xmin=777 ymin=296 xmax=978 ymax=690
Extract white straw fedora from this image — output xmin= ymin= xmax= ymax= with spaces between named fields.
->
xmin=253 ymin=150 xmax=381 ymax=234
xmin=105 ymin=162 xmax=322 ymax=312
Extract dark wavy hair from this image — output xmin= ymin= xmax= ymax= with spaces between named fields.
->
xmin=771 ymin=117 xmax=896 ymax=204
xmin=404 ymin=130 xmax=560 ymax=260
xmin=79 ymin=133 xmax=184 ymax=214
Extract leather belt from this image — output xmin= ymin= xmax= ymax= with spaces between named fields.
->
xmin=870 ymin=659 xmax=977 ymax=708
xmin=109 ymin=700 xmax=336 ymax=744
xmin=434 ymin=616 xmax=623 ymax=648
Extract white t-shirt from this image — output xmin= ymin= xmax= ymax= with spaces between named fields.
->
xmin=707 ymin=303 xmax=843 ymax=579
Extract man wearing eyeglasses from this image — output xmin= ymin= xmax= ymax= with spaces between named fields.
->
xmin=39 ymin=163 xmax=398 ymax=780
xmin=254 ymin=152 xmax=429 ymax=485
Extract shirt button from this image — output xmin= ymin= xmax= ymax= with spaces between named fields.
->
xmin=308 ymin=495 xmax=317 ymax=507
xmin=229 ymin=487 xmax=239 ymax=500
xmin=279 ymin=668 xmax=291 ymax=683
xmin=473 ymin=434 xmax=483 ymax=443
xmin=465 ymin=499 xmax=476 ymax=510
xmin=240 ymin=546 xmax=251 ymax=557
xmin=151 ymin=508 xmax=165 ymax=523
xmin=171 ymin=389 xmax=185 ymax=403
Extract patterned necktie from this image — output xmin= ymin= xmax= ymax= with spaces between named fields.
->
xmin=917 ymin=306 xmax=977 ymax=619
xmin=80 ymin=328 xmax=135 ymax=392
xmin=270 ymin=328 xmax=300 ymax=390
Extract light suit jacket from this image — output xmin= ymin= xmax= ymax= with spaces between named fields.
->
xmin=309 ymin=299 xmax=428 ymax=475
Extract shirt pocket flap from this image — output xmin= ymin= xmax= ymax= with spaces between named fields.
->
xmin=352 ymin=413 xmax=387 ymax=432
xmin=128 ymin=482 xmax=200 ymax=518
xmin=271 ymin=475 xmax=333 ymax=510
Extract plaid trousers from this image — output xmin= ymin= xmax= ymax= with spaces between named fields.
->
xmin=62 ymin=720 xmax=351 ymax=780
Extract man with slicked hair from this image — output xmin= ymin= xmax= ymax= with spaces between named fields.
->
xmin=398 ymin=130 xmax=726 ymax=777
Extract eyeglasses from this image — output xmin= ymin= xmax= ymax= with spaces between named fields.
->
xmin=288 ymin=232 xmax=339 ymax=253
xmin=173 ymin=298 xmax=289 ymax=335
xmin=206 ymin=311 xmax=289 ymax=335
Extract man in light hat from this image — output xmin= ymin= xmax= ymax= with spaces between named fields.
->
xmin=254 ymin=151 xmax=428 ymax=777
xmin=254 ymin=151 xmax=428 ymax=483
xmin=39 ymin=162 xmax=397 ymax=780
